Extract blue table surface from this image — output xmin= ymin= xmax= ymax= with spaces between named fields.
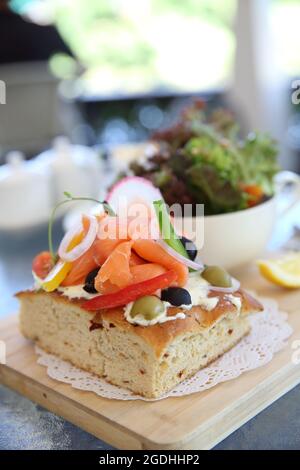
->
xmin=1 ymin=210 xmax=300 ymax=450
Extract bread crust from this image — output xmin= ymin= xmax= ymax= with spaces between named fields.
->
xmin=16 ymin=289 xmax=263 ymax=357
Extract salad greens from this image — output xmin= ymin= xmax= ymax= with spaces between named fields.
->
xmin=130 ymin=101 xmax=279 ymax=215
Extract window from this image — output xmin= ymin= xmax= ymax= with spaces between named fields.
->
xmin=271 ymin=0 xmax=300 ymax=76
xmin=52 ymin=0 xmax=237 ymax=96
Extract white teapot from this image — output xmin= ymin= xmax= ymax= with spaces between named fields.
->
xmin=0 ymin=151 xmax=52 ymax=230
xmin=36 ymin=136 xmax=103 ymax=203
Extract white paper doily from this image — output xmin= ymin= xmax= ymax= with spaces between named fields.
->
xmin=36 ymin=296 xmax=293 ymax=401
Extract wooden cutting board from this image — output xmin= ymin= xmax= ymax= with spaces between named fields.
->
xmin=1 ymin=265 xmax=300 ymax=450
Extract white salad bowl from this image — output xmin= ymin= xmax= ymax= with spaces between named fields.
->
xmin=181 ymin=171 xmax=300 ymax=270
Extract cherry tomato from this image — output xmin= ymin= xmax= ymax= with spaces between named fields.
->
xmin=241 ymin=184 xmax=264 ymax=207
xmin=32 ymin=251 xmax=54 ymax=279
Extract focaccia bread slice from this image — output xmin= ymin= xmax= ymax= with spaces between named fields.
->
xmin=17 ymin=289 xmax=263 ymax=398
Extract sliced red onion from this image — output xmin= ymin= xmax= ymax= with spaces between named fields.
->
xmin=157 ymin=238 xmax=204 ymax=271
xmin=208 ymin=277 xmax=240 ymax=293
xmin=59 ymin=215 xmax=98 ymax=262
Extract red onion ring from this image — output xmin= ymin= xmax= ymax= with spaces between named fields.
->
xmin=157 ymin=238 xmax=204 ymax=271
xmin=59 ymin=215 xmax=98 ymax=262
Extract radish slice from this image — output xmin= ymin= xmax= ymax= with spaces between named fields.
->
xmin=157 ymin=238 xmax=204 ymax=271
xmin=107 ymin=176 xmax=163 ymax=215
xmin=59 ymin=215 xmax=98 ymax=262
xmin=208 ymin=277 xmax=240 ymax=293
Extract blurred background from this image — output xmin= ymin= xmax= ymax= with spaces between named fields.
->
xmin=0 ymin=0 xmax=300 ymax=166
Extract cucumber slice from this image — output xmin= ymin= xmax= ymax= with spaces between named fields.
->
xmin=153 ymin=199 xmax=189 ymax=259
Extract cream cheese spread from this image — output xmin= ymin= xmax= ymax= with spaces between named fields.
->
xmin=57 ymin=285 xmax=99 ymax=300
xmin=224 ymin=294 xmax=242 ymax=312
xmin=124 ymin=301 xmax=186 ymax=326
xmin=184 ymin=273 xmax=219 ymax=311
xmin=35 ymin=271 xmax=241 ymax=327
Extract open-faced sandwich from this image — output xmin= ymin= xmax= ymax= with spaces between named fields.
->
xmin=17 ymin=178 xmax=263 ymax=398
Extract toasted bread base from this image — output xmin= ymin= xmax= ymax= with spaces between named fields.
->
xmin=17 ymin=290 xmax=255 ymax=398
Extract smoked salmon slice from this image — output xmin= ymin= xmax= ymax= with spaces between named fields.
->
xmin=62 ymin=215 xmax=131 ymax=287
xmin=129 ymin=252 xmax=145 ymax=266
xmin=132 ymin=239 xmax=188 ymax=287
xmin=95 ymin=240 xmax=133 ymax=291
xmin=61 ymin=237 xmax=125 ymax=286
xmin=62 ymin=216 xmax=188 ymax=290
xmin=130 ymin=263 xmax=166 ymax=284
xmin=61 ymin=244 xmax=97 ymax=286
xmin=97 ymin=263 xmax=167 ymax=294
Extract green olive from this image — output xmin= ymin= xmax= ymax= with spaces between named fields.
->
xmin=201 ymin=265 xmax=232 ymax=288
xmin=130 ymin=296 xmax=165 ymax=320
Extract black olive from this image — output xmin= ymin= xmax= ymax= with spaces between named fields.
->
xmin=161 ymin=287 xmax=192 ymax=307
xmin=83 ymin=283 xmax=98 ymax=294
xmin=83 ymin=268 xmax=100 ymax=294
xmin=181 ymin=236 xmax=197 ymax=261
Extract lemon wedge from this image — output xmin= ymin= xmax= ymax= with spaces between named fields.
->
xmin=257 ymin=253 xmax=300 ymax=288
